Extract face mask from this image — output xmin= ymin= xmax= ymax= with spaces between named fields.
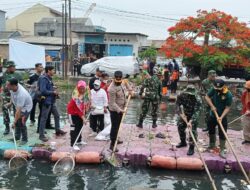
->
xmin=102 ymin=80 xmax=108 ymax=84
xmin=94 ymin=85 xmax=100 ymax=90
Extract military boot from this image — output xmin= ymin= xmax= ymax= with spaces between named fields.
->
xmin=3 ymin=125 xmax=10 ymax=135
xmin=208 ymin=135 xmax=216 ymax=149
xmin=136 ymin=118 xmax=143 ymax=128
xmin=219 ymin=139 xmax=226 ymax=159
xmin=152 ymin=120 xmax=157 ymax=128
xmin=187 ymin=144 xmax=195 ymax=156
xmin=176 ymin=138 xmax=187 ymax=148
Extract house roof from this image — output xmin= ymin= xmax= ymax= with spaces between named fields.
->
xmin=0 ymin=31 xmax=21 ymax=39
xmin=0 ymin=10 xmax=6 ymax=13
xmin=15 ymin=36 xmax=78 ymax=46
xmin=73 ymin=31 xmax=148 ymax=37
xmin=38 ymin=17 xmax=90 ymax=24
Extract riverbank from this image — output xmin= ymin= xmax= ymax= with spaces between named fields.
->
xmin=0 ymin=116 xmax=249 ymax=173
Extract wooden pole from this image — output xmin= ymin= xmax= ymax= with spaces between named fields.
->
xmin=69 ymin=0 xmax=73 ymax=75
xmin=62 ymin=3 xmax=65 ymax=79
xmin=64 ymin=0 xmax=68 ymax=79
xmin=180 ymin=106 xmax=217 ymax=190
xmin=110 ymin=95 xmax=131 ymax=161
xmin=213 ymin=110 xmax=250 ymax=184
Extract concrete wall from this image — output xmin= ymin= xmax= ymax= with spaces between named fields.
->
xmin=6 ymin=4 xmax=59 ymax=35
xmin=0 ymin=11 xmax=6 ymax=31
xmin=34 ymin=23 xmax=95 ymax=37
xmin=104 ymin=34 xmax=147 ymax=57
xmin=0 ymin=44 xmax=9 ymax=59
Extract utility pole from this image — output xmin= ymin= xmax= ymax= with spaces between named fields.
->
xmin=62 ymin=3 xmax=65 ymax=79
xmin=64 ymin=0 xmax=68 ymax=79
xmin=69 ymin=0 xmax=73 ymax=75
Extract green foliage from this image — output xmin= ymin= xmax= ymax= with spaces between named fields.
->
xmin=198 ymin=52 xmax=231 ymax=71
xmin=139 ymin=46 xmax=157 ymax=59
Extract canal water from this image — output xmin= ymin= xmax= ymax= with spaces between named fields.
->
xmin=0 ymin=93 xmax=247 ymax=190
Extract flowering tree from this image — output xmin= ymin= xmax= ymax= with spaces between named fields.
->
xmin=161 ymin=9 xmax=250 ymax=77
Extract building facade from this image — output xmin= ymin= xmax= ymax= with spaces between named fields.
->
xmin=6 ymin=3 xmax=61 ymax=35
xmin=76 ymin=32 xmax=148 ymax=58
xmin=34 ymin=17 xmax=105 ymax=37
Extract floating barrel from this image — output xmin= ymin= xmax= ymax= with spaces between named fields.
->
xmin=51 ymin=152 xmax=75 ymax=162
xmin=149 ymin=155 xmax=177 ymax=169
xmin=75 ymin=152 xmax=102 ymax=164
xmin=177 ymin=157 xmax=204 ymax=170
xmin=4 ymin=149 xmax=29 ymax=160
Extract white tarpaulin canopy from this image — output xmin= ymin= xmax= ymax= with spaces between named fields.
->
xmin=81 ymin=56 xmax=140 ymax=77
xmin=9 ymin=39 xmax=45 ymax=69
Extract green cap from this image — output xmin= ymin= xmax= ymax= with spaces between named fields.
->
xmin=208 ymin=70 xmax=216 ymax=76
xmin=183 ymin=84 xmax=197 ymax=96
xmin=5 ymin=61 xmax=16 ymax=68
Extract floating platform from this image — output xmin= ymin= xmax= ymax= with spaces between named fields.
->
xmin=0 ymin=120 xmax=250 ymax=173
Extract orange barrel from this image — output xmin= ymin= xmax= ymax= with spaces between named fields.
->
xmin=75 ymin=152 xmax=102 ymax=164
xmin=4 ymin=149 xmax=29 ymax=160
xmin=51 ymin=152 xmax=75 ymax=162
xmin=149 ymin=155 xmax=176 ymax=169
xmin=177 ymin=157 xmax=204 ymax=170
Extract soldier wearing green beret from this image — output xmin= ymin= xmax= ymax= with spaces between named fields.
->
xmin=201 ymin=70 xmax=216 ymax=132
xmin=176 ymin=85 xmax=202 ymax=155
xmin=1 ymin=61 xmax=23 ymax=135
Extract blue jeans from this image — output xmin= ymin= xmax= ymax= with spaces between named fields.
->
xmin=39 ymin=104 xmax=60 ymax=137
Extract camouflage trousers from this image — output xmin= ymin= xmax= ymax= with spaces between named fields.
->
xmin=139 ymin=99 xmax=159 ymax=121
xmin=177 ymin=117 xmax=198 ymax=144
xmin=2 ymin=95 xmax=11 ymax=127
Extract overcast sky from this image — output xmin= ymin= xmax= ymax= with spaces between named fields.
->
xmin=1 ymin=0 xmax=250 ymax=39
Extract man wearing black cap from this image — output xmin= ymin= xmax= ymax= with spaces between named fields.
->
xmin=1 ymin=61 xmax=23 ymax=135
xmin=108 ymin=70 xmax=132 ymax=152
xmin=205 ymin=78 xmax=233 ymax=158
xmin=89 ymin=68 xmax=103 ymax=90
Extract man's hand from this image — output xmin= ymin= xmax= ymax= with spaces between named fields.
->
xmin=128 ymin=90 xmax=134 ymax=97
xmin=120 ymin=109 xmax=127 ymax=114
xmin=12 ymin=123 xmax=16 ymax=129
xmin=246 ymin=110 xmax=250 ymax=114
xmin=4 ymin=103 xmax=12 ymax=109
xmin=54 ymin=91 xmax=59 ymax=96
xmin=211 ymin=106 xmax=216 ymax=112
xmin=187 ymin=121 xmax=192 ymax=129
xmin=217 ymin=117 xmax=222 ymax=123
xmin=104 ymin=107 xmax=108 ymax=113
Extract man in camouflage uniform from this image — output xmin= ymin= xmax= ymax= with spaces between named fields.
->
xmin=201 ymin=70 xmax=216 ymax=132
xmin=137 ymin=67 xmax=162 ymax=128
xmin=1 ymin=61 xmax=23 ymax=135
xmin=176 ymin=85 xmax=202 ymax=155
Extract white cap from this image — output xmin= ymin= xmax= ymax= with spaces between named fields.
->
xmin=94 ymin=80 xmax=101 ymax=86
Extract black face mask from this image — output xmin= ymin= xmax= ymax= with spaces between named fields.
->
xmin=115 ymin=82 xmax=122 ymax=86
xmin=215 ymin=89 xmax=223 ymax=94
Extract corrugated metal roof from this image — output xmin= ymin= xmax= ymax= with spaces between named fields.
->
xmin=15 ymin=36 xmax=79 ymax=45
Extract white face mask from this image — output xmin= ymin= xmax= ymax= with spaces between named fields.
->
xmin=102 ymin=80 xmax=108 ymax=84
xmin=94 ymin=85 xmax=100 ymax=90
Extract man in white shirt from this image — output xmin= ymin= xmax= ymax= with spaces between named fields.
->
xmin=89 ymin=80 xmax=108 ymax=136
xmin=6 ymin=78 xmax=33 ymax=145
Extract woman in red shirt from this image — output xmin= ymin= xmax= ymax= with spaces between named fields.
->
xmin=67 ymin=80 xmax=87 ymax=146
xmin=241 ymin=81 xmax=250 ymax=144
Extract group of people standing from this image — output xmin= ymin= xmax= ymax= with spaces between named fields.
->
xmin=137 ymin=64 xmax=250 ymax=159
xmin=1 ymin=61 xmax=66 ymax=144
xmin=67 ymin=68 xmax=132 ymax=151
xmin=1 ymin=60 xmax=249 ymax=158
